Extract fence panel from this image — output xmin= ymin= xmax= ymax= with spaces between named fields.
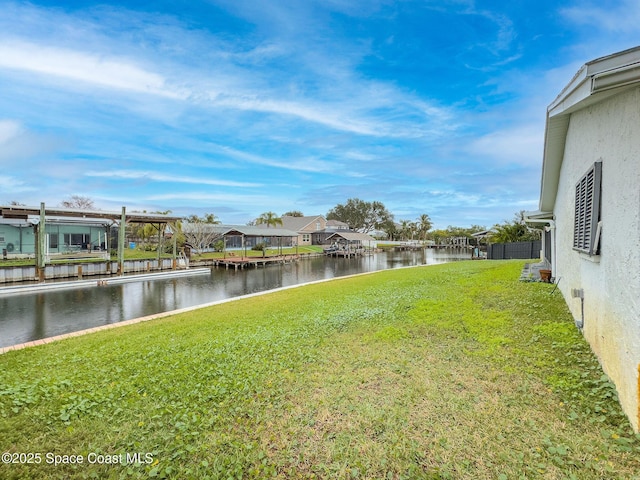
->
xmin=488 ymin=240 xmax=541 ymax=260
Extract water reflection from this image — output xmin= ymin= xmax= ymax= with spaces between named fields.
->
xmin=0 ymin=249 xmax=469 ymax=347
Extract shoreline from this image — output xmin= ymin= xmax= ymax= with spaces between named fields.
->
xmin=0 ymin=263 xmax=429 ymax=354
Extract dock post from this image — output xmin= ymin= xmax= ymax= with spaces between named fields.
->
xmin=118 ymin=207 xmax=126 ymax=276
xmin=36 ymin=202 xmax=46 ymax=282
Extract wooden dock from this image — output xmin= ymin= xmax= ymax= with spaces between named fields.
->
xmin=213 ymin=255 xmax=299 ymax=270
xmin=324 ymin=248 xmax=365 ymax=258
xmin=392 ymin=244 xmax=474 ymax=251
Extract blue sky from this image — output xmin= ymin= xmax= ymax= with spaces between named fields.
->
xmin=0 ymin=1 xmax=638 ymax=229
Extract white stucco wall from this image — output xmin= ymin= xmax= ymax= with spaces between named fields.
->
xmin=553 ymin=86 xmax=640 ymax=431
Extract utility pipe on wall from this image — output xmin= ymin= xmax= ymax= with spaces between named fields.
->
xmin=571 ymin=288 xmax=585 ymax=329
xmin=525 ymin=218 xmax=557 ymax=281
xmin=547 ymin=221 xmax=556 ymax=281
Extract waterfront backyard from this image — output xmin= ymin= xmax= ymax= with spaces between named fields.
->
xmin=1 ymin=260 xmax=639 ymax=479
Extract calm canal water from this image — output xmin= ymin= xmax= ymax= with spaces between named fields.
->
xmin=0 ymin=249 xmax=470 ymax=348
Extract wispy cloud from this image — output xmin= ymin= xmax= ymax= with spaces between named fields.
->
xmin=460 ymin=123 xmax=544 ymax=167
xmin=0 ymin=119 xmax=22 ymax=144
xmin=0 ymin=119 xmax=70 ymax=163
xmin=206 ymin=143 xmax=339 ymax=174
xmin=85 ymin=170 xmax=261 ymax=188
xmin=0 ymin=175 xmax=34 ymax=193
xmin=560 ymin=0 xmax=640 ymax=33
xmin=0 ymin=41 xmax=183 ymax=99
xmin=0 ymin=0 xmax=630 ymax=227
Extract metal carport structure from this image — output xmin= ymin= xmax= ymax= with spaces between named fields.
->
xmin=1 ymin=203 xmax=182 ymax=280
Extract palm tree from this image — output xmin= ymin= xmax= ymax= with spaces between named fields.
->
xmin=400 ymin=220 xmax=416 ymax=241
xmin=256 ymin=211 xmax=283 ymax=228
xmin=417 ymin=214 xmax=432 ymax=241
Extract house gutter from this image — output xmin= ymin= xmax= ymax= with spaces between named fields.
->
xmin=539 ymin=46 xmax=640 ymax=213
xmin=531 ymin=48 xmax=640 ymax=284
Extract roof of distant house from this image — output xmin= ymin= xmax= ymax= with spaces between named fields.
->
xmin=326 ymin=219 xmax=350 ymax=229
xmin=326 ymin=231 xmax=376 ymax=243
xmin=257 ymin=215 xmax=325 ymax=232
xmin=184 ymin=223 xmax=298 ymax=237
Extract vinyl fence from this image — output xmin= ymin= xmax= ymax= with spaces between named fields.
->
xmin=487 ymin=240 xmax=541 ymax=260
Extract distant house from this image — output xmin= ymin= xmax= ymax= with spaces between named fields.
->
xmin=183 ymin=223 xmax=299 ymax=251
xmin=525 ymin=46 xmax=640 ymax=432
xmin=326 ymin=219 xmax=350 ymax=231
xmin=219 ymin=225 xmax=298 ymax=251
xmin=261 ymin=215 xmax=331 ymax=246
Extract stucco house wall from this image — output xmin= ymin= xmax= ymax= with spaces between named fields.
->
xmin=552 ymin=85 xmax=640 ymax=431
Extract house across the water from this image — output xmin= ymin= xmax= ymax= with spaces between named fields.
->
xmin=1 ymin=214 xmax=111 ymax=258
xmin=258 ymin=215 xmax=354 ymax=247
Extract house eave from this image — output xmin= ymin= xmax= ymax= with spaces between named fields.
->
xmin=539 ymin=46 xmax=640 ymax=212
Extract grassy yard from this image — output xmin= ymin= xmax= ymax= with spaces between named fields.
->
xmin=0 ymin=261 xmax=638 ymax=479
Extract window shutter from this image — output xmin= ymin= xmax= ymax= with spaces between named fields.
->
xmin=573 ymin=162 xmax=602 ymax=255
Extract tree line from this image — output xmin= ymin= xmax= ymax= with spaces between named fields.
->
xmin=6 ymin=196 xmax=540 ymax=247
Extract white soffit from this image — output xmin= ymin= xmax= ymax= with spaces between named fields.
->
xmin=539 ymin=46 xmax=640 ymax=211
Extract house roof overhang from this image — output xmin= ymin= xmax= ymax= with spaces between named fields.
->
xmin=326 ymin=232 xmax=375 ymax=242
xmin=539 ymin=46 xmax=640 ymax=212
xmin=471 ymin=230 xmax=493 ymax=238
xmin=220 ymin=225 xmax=299 ymax=237
xmin=524 ymin=210 xmax=554 ymax=228
xmin=0 ymin=205 xmax=182 ymax=224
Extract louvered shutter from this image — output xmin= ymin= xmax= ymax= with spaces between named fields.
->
xmin=573 ymin=162 xmax=602 ymax=255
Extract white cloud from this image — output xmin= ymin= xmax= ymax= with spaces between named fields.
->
xmin=147 ymin=192 xmax=291 ymax=211
xmin=208 ymin=143 xmax=337 ymax=174
xmin=0 ymin=119 xmax=22 ymax=144
xmin=0 ymin=38 xmax=451 ymax=139
xmin=0 ymin=120 xmax=69 ymax=164
xmin=85 ymin=170 xmax=261 ymax=188
xmin=560 ymin=0 xmax=640 ymax=33
xmin=0 ymin=2 xmax=461 ymax=141
xmin=0 ymin=174 xmax=35 ymax=193
xmin=0 ymin=40 xmax=184 ymax=99
xmin=460 ymin=123 xmax=545 ymax=167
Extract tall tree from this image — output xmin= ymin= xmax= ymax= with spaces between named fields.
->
xmin=60 ymin=195 xmax=95 ymax=209
xmin=283 ymin=211 xmax=303 ymax=217
xmin=185 ymin=213 xmax=220 ymax=224
xmin=399 ymin=220 xmax=417 ymax=241
xmin=490 ymin=211 xmax=540 ymax=243
xmin=182 ymin=213 xmax=222 ymax=255
xmin=417 ymin=214 xmax=432 ymax=240
xmin=182 ymin=223 xmax=222 ymax=256
xmin=382 ymin=221 xmax=398 ymax=241
xmin=326 ymin=198 xmax=393 ymax=233
xmin=256 ymin=211 xmax=283 ymax=228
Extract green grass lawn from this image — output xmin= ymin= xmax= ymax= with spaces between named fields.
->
xmin=1 ymin=261 xmax=638 ymax=479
